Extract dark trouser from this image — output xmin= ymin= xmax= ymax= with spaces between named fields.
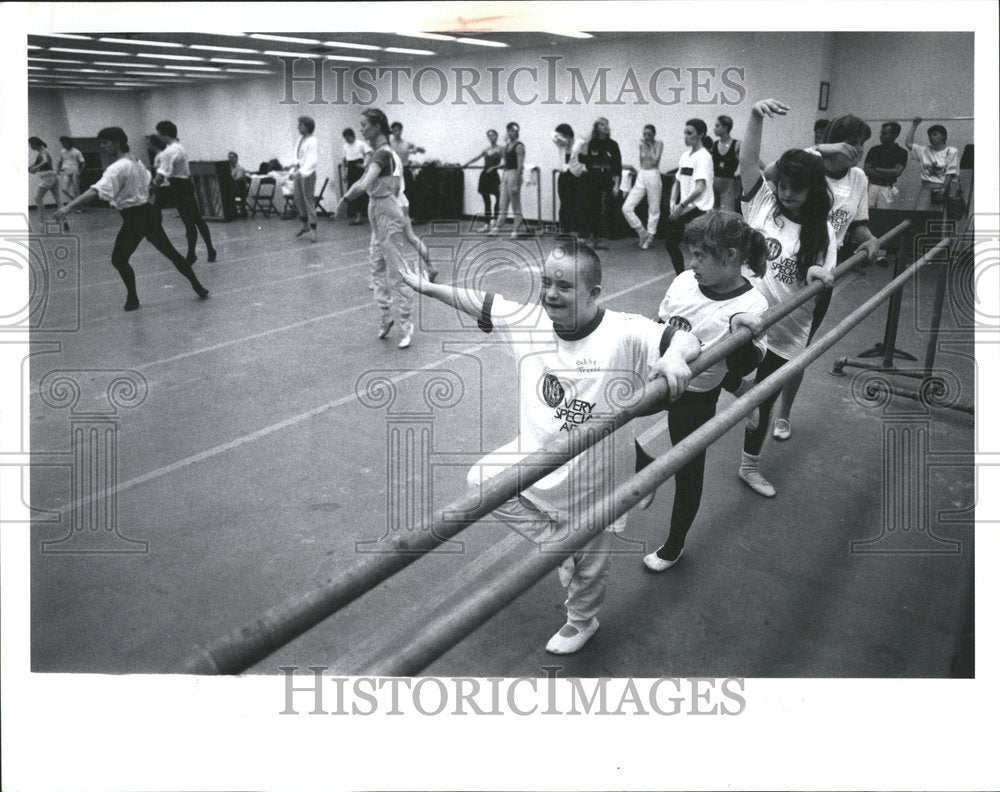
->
xmin=169 ymin=177 xmax=214 ymax=258
xmin=742 ymin=350 xmax=790 ymax=456
xmin=346 ymin=161 xmax=368 ymax=217
xmin=113 ymin=204 xmax=204 ymax=299
xmin=585 ymin=170 xmax=613 ymax=239
xmin=636 ymin=385 xmax=722 ymax=561
xmin=557 ymin=171 xmax=584 ymax=236
xmin=478 ymin=170 xmax=500 ymax=222
xmin=664 ymin=207 xmax=706 ymax=275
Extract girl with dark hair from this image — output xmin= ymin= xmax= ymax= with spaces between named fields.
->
xmin=462 ymin=129 xmax=503 ymax=229
xmin=552 ymin=122 xmax=587 ymax=236
xmin=664 ymin=118 xmax=714 ymax=274
xmin=711 ymin=115 xmax=741 ymax=210
xmin=489 ymin=122 xmax=527 ymax=238
xmin=53 ymin=127 xmax=208 ymax=312
xmin=734 ymin=98 xmax=837 ymax=498
xmin=28 ymin=137 xmax=65 ymax=229
xmin=633 ymin=209 xmax=770 ymax=570
xmin=768 ymin=113 xmax=881 ymax=441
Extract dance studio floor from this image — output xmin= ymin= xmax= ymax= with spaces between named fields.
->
xmin=28 ymin=208 xmax=975 ymax=677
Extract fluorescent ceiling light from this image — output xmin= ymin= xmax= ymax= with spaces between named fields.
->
xmin=137 ymin=52 xmax=205 ymax=61
xmin=249 ymin=34 xmax=320 ymax=45
xmin=324 ymin=55 xmax=374 ymax=63
xmin=209 ymin=57 xmax=268 ymax=65
xmin=455 ymin=37 xmax=508 ymax=47
xmin=322 ymin=40 xmax=381 ymax=51
xmin=27 ymin=45 xmax=43 ymax=50
xmin=39 ymin=33 xmax=92 ymax=40
xmin=263 ymin=50 xmax=322 ymax=58
xmin=224 ymin=68 xmax=275 ymax=74
xmin=50 ymin=47 xmax=129 ymax=56
xmin=51 ymin=67 xmax=112 ymax=73
xmin=30 ymin=57 xmax=86 ymax=64
xmin=546 ymin=31 xmax=594 ymax=38
xmin=27 ymin=66 xmax=48 ymax=70
xmin=190 ymin=44 xmax=260 ymax=54
xmin=113 ymin=82 xmax=158 ymax=87
xmin=99 ymin=37 xmax=184 ymax=48
xmin=384 ymin=47 xmax=435 ymax=55
xmin=95 ymin=60 xmax=155 ymax=68
xmin=163 ymin=64 xmax=223 ymax=71
xmin=395 ymin=32 xmax=456 ymax=41
xmin=123 ymin=70 xmax=176 ymax=76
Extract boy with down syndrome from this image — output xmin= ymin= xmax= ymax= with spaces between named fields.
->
xmin=397 ymin=239 xmax=761 ymax=655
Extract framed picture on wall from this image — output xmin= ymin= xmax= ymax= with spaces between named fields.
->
xmin=819 ymin=81 xmax=830 ymax=111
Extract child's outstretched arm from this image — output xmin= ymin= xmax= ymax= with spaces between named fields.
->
xmin=396 ymin=255 xmax=488 ymax=323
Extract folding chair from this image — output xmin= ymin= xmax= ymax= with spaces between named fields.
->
xmin=314 ymin=177 xmax=332 ymax=217
xmin=248 ymin=176 xmax=277 ymax=218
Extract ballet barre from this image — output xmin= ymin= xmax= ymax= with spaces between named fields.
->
xmin=861 ymin=116 xmax=974 ymax=123
xmin=179 ymin=221 xmax=911 ymax=675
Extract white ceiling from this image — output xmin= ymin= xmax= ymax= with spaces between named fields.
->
xmin=27 ymin=31 xmax=605 ymax=92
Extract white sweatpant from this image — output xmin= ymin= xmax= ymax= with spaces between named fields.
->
xmin=622 ymin=168 xmax=663 ymax=236
xmin=467 ymin=440 xmax=622 ymax=625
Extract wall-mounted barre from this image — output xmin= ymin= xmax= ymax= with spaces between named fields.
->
xmin=860 ymin=116 xmax=974 ymax=122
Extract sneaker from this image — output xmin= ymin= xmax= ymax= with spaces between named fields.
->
xmin=486 ymin=223 xmax=499 ymax=236
xmin=643 ymin=547 xmax=683 ymax=573
xmin=773 ymin=418 xmax=791 ymax=441
xmin=123 ymin=296 xmax=140 ymax=312
xmin=545 ymin=618 xmax=599 ymax=655
xmin=398 ymin=331 xmax=412 ymax=349
xmin=207 ymin=248 xmax=218 ymax=263
xmin=377 ymin=316 xmax=394 ymax=339
xmin=739 ymin=467 xmax=776 ymax=497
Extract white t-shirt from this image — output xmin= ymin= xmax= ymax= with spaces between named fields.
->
xmin=910 ymin=143 xmax=960 ymax=184
xmin=742 ymin=179 xmax=838 ymax=359
xmin=826 ymin=167 xmax=869 ymax=248
xmin=676 ymin=147 xmax=714 ymax=213
xmin=343 ymin=140 xmax=370 ymax=163
xmin=58 ymin=147 xmax=85 ymax=175
xmin=294 ymin=134 xmax=318 ymax=177
xmin=157 ymin=141 xmax=190 ymax=180
xmin=93 ymin=157 xmax=151 ymax=211
xmin=656 ymin=270 xmax=769 ymax=392
xmin=479 ymin=294 xmax=668 ymax=526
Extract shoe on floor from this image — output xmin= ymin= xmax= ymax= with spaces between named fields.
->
xmin=773 ymin=418 xmax=791 ymax=440
xmin=739 ymin=467 xmax=776 ymax=497
xmin=545 ymin=618 xmax=599 ymax=655
xmin=398 ymin=332 xmax=412 ymax=349
xmin=643 ymin=547 xmax=683 ymax=573
xmin=378 ymin=316 xmax=394 ymax=339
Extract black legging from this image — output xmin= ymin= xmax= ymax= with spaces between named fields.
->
xmin=636 ymin=385 xmax=721 ymax=562
xmin=113 ymin=204 xmax=205 ymax=300
xmin=169 ymin=177 xmax=214 ymax=259
xmin=346 ymin=160 xmax=368 ymax=217
xmin=557 ymin=171 xmax=584 ymax=236
xmin=664 ymin=207 xmax=706 ymax=275
xmin=585 ymin=170 xmax=614 ymax=239
xmin=478 ymin=169 xmax=500 ymax=221
xmin=742 ymin=350 xmax=790 ymax=456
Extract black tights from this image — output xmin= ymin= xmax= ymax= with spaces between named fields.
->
xmin=636 ymin=386 xmax=721 ymax=562
xmin=664 ymin=208 xmax=706 ymax=275
xmin=170 ymin=178 xmax=214 ymax=259
xmin=742 ymin=350 xmax=790 ymax=456
xmin=113 ymin=204 xmax=206 ymax=301
xmin=481 ymin=190 xmax=499 ymax=220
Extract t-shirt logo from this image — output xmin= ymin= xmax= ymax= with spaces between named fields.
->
xmin=765 ymin=238 xmax=783 ymax=261
xmin=667 ymin=315 xmax=692 ymax=332
xmin=542 ymin=373 xmax=565 ymax=408
xmin=829 ymin=208 xmax=850 ymax=232
xmin=679 ymin=166 xmax=694 ymax=176
xmin=772 ymin=256 xmax=799 ymax=285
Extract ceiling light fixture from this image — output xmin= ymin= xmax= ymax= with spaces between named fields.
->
xmin=50 ymin=47 xmax=129 ymax=56
xmin=38 ymin=33 xmax=93 ymax=40
xmin=99 ymin=37 xmax=184 ymax=48
xmin=137 ymin=52 xmax=205 ymax=61
xmin=163 ymin=64 xmax=223 ymax=71
xmin=262 ymin=50 xmax=322 ymax=58
xmin=321 ymin=40 xmax=382 ymax=51
xmin=249 ymin=34 xmax=321 ymax=45
xmin=323 ymin=55 xmax=375 ymax=63
xmin=395 ymin=32 xmax=457 ymax=41
xmin=189 ymin=44 xmax=260 ymax=54
xmin=383 ymin=47 xmax=436 ymax=55
xmin=545 ymin=31 xmax=594 ymax=39
xmin=209 ymin=57 xmax=269 ymax=65
xmin=454 ymin=37 xmax=508 ymax=47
